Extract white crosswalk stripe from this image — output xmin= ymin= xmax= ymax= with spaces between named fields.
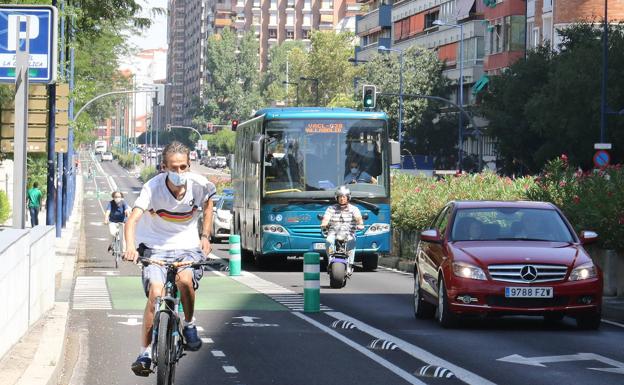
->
xmin=231 ymin=273 xmax=332 ymax=311
xmin=72 ymin=276 xmax=112 ymax=310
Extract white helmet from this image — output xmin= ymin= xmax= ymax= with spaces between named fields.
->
xmin=335 ymin=185 xmax=351 ymax=201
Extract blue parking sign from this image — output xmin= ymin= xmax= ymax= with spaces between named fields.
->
xmin=0 ymin=5 xmax=58 ymax=83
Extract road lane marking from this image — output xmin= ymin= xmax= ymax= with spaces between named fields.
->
xmin=602 ymin=319 xmax=624 ymax=328
xmin=211 ymin=350 xmax=226 ymax=357
xmin=72 ymin=276 xmax=112 ymax=310
xmin=498 ymin=353 xmax=624 ymax=374
xmin=201 ymin=337 xmax=213 ymax=343
xmin=326 ymin=311 xmax=497 ymax=385
xmin=223 ymin=366 xmax=238 ymax=374
xmin=293 ymin=312 xmax=427 ymax=385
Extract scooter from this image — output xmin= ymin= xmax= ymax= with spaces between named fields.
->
xmin=323 ymin=223 xmax=355 ymax=288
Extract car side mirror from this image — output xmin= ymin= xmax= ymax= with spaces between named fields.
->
xmin=251 ymin=134 xmax=264 ymax=164
xmin=421 ymin=229 xmax=442 ymax=243
xmin=579 ymin=230 xmax=598 ymax=245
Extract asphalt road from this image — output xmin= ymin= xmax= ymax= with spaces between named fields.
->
xmin=59 ymin=156 xmax=624 ymax=385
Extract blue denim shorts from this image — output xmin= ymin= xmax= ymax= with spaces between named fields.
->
xmin=141 ymin=248 xmax=205 ymax=297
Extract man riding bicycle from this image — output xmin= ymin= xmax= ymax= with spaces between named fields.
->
xmin=320 ymin=186 xmax=364 ymax=275
xmin=124 ymin=141 xmax=215 ymax=377
xmin=104 ymin=191 xmax=131 ymax=253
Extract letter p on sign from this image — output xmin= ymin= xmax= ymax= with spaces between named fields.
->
xmin=7 ymin=15 xmax=39 ymax=51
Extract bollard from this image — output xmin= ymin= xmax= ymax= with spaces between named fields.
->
xmin=229 ymin=234 xmax=241 ymax=276
xmin=303 ymin=252 xmax=320 ymax=312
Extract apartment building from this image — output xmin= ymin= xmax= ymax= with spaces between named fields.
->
xmin=231 ymin=0 xmax=360 ymax=69
xmin=166 ymin=0 xmax=187 ymax=126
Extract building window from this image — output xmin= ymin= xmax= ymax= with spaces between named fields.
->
xmin=268 ymin=28 xmax=277 ymax=39
xmin=302 ymin=29 xmax=310 ymax=39
xmin=287 ymin=0 xmax=295 ymax=7
xmin=322 ymin=0 xmax=333 ymax=9
xmin=286 ymin=30 xmax=294 ymax=39
xmin=488 ymin=15 xmax=525 ymax=54
xmin=439 ymin=0 xmax=456 ymax=23
xmin=424 ymin=10 xmax=440 ymax=29
xmin=532 ymin=27 xmax=540 ymax=48
xmin=303 ymin=0 xmax=311 ymax=10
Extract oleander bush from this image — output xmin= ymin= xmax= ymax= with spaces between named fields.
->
xmin=0 ymin=190 xmax=10 ymax=223
xmin=391 ymin=171 xmax=535 ymax=232
xmin=208 ymin=176 xmax=233 ymax=194
xmin=526 ymin=156 xmax=624 ymax=251
xmin=117 ymin=154 xmax=141 ymax=169
xmin=140 ymin=166 xmax=158 ymax=182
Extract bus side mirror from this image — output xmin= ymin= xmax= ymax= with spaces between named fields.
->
xmin=251 ymin=134 xmax=264 ymax=164
xmin=389 ymin=140 xmax=400 ymax=165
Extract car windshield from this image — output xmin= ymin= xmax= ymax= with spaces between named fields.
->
xmin=263 ymin=119 xmax=388 ymax=198
xmin=221 ymin=199 xmax=233 ymax=211
xmin=451 ymin=207 xmax=575 ymax=242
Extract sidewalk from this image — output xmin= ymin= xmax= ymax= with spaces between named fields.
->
xmin=0 ymin=175 xmax=83 ymax=385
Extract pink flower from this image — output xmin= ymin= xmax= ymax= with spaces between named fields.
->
xmin=559 ymin=181 xmax=567 ymax=187
xmin=573 ymin=195 xmax=580 ymax=204
xmin=561 ymin=154 xmax=568 ymax=164
xmin=429 ymin=184 xmax=437 ymax=190
xmin=414 ymin=187 xmax=421 ymax=193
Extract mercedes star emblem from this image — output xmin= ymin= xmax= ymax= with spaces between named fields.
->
xmin=520 ymin=265 xmax=538 ymax=282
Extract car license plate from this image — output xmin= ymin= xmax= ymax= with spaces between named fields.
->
xmin=505 ymin=287 xmax=553 ymax=298
xmin=313 ymin=243 xmax=325 ymax=250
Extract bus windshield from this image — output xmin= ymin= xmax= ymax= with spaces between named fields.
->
xmin=263 ymin=119 xmax=388 ymax=198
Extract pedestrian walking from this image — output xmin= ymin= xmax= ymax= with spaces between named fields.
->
xmin=27 ymin=182 xmax=43 ymax=227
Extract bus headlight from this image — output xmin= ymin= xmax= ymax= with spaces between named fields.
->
xmin=365 ymin=223 xmax=390 ymax=235
xmin=262 ymin=225 xmax=289 ymax=235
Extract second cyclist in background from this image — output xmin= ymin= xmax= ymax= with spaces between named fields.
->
xmin=104 ymin=191 xmax=131 ymax=253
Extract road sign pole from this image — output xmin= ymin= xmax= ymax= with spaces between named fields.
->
xmin=56 ymin=152 xmax=62 ymax=237
xmin=303 ymin=252 xmax=320 ymax=313
xmin=229 ymin=234 xmax=241 ymax=276
xmin=13 ymin=26 xmax=30 ymax=229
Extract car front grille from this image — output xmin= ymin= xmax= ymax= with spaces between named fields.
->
xmin=486 ymin=296 xmax=570 ymax=308
xmin=487 ymin=264 xmax=568 ymax=283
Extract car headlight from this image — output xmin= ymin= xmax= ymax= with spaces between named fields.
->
xmin=217 ymin=214 xmax=230 ymax=222
xmin=262 ymin=224 xmax=289 ymax=235
xmin=365 ymin=223 xmax=390 ymax=235
xmin=569 ymin=262 xmax=597 ymax=281
xmin=452 ymin=262 xmax=487 ymax=280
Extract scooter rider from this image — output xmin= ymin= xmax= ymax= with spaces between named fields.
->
xmin=320 ymin=186 xmax=364 ymax=275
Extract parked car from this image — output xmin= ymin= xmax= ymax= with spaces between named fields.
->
xmin=101 ymin=152 xmax=113 ymax=162
xmin=413 ymin=201 xmax=602 ymax=329
xmin=207 ymin=156 xmax=219 ymax=168
xmin=190 ymin=151 xmax=197 ymax=161
xmin=216 ymin=156 xmax=227 ymax=168
xmin=211 ymin=196 xmax=233 ymax=242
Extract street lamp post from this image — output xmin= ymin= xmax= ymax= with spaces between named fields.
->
xmin=300 ymin=77 xmax=319 ymax=106
xmin=600 ymin=0 xmax=608 ymax=143
xmin=434 ymin=20 xmax=464 ymax=171
xmin=378 ymin=46 xmax=404 ymax=162
xmin=282 ymin=81 xmax=299 ymax=106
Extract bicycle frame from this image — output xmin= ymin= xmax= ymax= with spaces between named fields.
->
xmin=152 ymin=266 xmax=184 ymax=367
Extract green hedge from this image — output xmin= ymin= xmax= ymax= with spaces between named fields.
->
xmin=0 ymin=190 xmax=10 ymax=223
xmin=117 ymin=153 xmax=141 ymax=169
xmin=526 ymin=156 xmax=624 ymax=250
xmin=391 ymin=171 xmax=535 ymax=232
xmin=140 ymin=166 xmax=158 ymax=182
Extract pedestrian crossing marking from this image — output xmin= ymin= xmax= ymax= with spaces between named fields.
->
xmin=232 ymin=273 xmax=332 ymax=312
xmin=72 ymin=276 xmax=112 ymax=310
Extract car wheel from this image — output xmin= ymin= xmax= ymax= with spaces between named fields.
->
xmin=362 ymin=253 xmax=378 ymax=271
xmin=576 ymin=311 xmax=601 ymax=330
xmin=413 ymin=266 xmax=435 ymax=319
xmin=436 ymin=277 xmax=458 ymax=328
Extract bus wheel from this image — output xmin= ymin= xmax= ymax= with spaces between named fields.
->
xmin=254 ymin=253 xmax=270 ymax=269
xmin=241 ymin=248 xmax=255 ymax=263
xmin=362 ymin=253 xmax=378 ymax=271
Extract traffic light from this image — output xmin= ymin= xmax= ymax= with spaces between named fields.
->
xmin=362 ymin=85 xmax=377 ymax=109
xmin=231 ymin=119 xmax=239 ymax=130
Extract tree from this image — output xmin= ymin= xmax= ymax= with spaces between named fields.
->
xmin=201 ymin=129 xmax=236 ymax=155
xmin=261 ymin=41 xmax=307 ymax=105
xmin=201 ymin=28 xmax=263 ymax=124
xmin=362 ymin=46 xmax=454 ymax=166
xmin=304 ymin=31 xmax=360 ymax=106
xmin=480 ymin=23 xmax=624 ymax=173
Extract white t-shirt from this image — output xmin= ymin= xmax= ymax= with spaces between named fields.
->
xmin=134 ymin=172 xmax=216 ymax=250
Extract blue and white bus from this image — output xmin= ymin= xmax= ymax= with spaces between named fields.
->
xmin=231 ymin=108 xmax=399 ymax=269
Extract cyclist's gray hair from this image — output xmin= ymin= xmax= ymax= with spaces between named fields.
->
xmin=162 ymin=141 xmax=190 ymax=165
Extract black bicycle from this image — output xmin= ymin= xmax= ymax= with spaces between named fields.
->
xmin=138 ymin=257 xmax=211 ymax=385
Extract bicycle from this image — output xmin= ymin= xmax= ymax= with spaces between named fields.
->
xmin=110 ymin=223 xmax=123 ymax=269
xmin=138 ymin=257 xmax=211 ymax=385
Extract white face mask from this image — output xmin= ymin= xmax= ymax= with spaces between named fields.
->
xmin=350 ymin=167 xmax=359 ymax=174
xmin=114 ymin=198 xmax=122 ymax=204
xmin=167 ymin=171 xmax=187 ymax=187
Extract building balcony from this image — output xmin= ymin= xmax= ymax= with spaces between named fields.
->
xmin=235 ymin=2 xmax=245 ymax=12
xmin=355 ymin=4 xmax=391 ymax=36
xmin=216 ymin=2 xmax=231 ymax=11
xmin=355 ymin=37 xmax=392 ymax=61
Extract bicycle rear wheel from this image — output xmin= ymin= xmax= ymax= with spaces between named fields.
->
xmin=113 ymin=234 xmax=122 ymax=269
xmin=156 ymin=312 xmax=173 ymax=385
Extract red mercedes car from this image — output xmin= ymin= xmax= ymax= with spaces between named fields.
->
xmin=413 ymin=201 xmax=603 ymax=329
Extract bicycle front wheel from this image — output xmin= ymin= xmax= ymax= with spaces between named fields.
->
xmin=156 ymin=312 xmax=174 ymax=385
